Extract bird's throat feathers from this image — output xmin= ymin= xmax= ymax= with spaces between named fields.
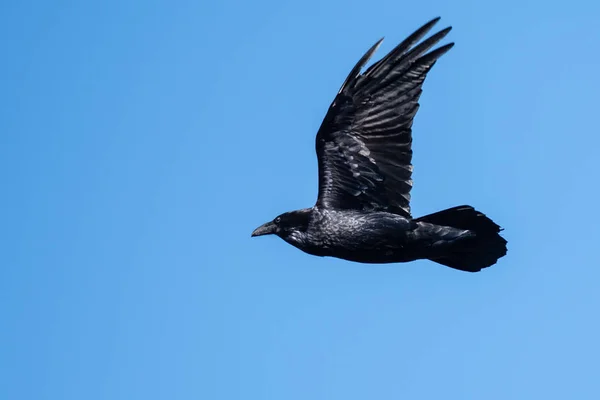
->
xmin=278 ymin=208 xmax=313 ymax=246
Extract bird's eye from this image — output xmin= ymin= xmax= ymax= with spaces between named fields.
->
xmin=275 ymin=217 xmax=281 ymax=224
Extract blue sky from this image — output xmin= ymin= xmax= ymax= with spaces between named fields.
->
xmin=2 ymin=0 xmax=600 ymax=399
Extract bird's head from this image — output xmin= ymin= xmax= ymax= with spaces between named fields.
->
xmin=251 ymin=209 xmax=311 ymax=242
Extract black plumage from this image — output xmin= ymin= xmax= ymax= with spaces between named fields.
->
xmin=251 ymin=17 xmax=507 ymax=272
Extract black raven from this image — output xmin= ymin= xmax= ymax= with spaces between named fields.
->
xmin=252 ymin=17 xmax=507 ymax=272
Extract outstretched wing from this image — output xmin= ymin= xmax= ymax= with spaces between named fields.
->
xmin=315 ymin=17 xmax=453 ymax=218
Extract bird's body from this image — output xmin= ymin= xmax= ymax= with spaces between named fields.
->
xmin=277 ymin=208 xmax=417 ymax=262
xmin=252 ymin=17 xmax=507 ymax=272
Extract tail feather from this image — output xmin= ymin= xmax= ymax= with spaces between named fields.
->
xmin=416 ymin=205 xmax=507 ymax=272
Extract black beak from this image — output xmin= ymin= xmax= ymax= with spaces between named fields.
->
xmin=251 ymin=221 xmax=277 ymax=237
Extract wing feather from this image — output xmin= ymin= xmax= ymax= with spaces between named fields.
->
xmin=315 ymin=18 xmax=454 ymax=217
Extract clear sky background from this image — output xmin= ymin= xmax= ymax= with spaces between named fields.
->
xmin=2 ymin=0 xmax=600 ymax=399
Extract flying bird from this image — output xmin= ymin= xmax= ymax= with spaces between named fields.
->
xmin=252 ymin=17 xmax=507 ymax=272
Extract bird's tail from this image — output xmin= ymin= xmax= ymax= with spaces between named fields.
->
xmin=415 ymin=205 xmax=507 ymax=272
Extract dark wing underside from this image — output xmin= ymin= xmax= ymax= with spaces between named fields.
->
xmin=315 ymin=17 xmax=454 ymax=218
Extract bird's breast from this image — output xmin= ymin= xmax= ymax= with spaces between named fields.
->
xmin=310 ymin=210 xmax=412 ymax=252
